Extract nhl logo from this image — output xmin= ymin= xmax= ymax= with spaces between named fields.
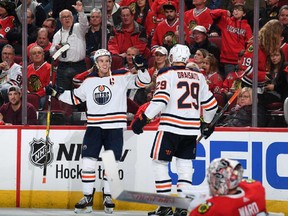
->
xmin=29 ymin=138 xmax=53 ymax=168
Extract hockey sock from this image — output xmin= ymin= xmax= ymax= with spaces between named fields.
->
xmin=152 ymin=160 xmax=171 ymax=195
xmin=81 ymin=157 xmax=97 ymax=195
xmin=176 ymin=158 xmax=193 ymax=197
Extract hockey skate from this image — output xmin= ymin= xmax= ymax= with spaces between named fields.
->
xmin=103 ymin=194 xmax=115 ymax=214
xmin=173 ymin=208 xmax=187 ymax=216
xmin=74 ymin=189 xmax=95 ymax=214
xmin=148 ymin=206 xmax=173 ymax=216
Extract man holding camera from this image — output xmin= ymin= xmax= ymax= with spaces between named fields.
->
xmin=49 ymin=1 xmax=89 ymax=90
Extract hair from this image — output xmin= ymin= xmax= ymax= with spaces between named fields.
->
xmin=279 ymin=4 xmax=288 ymax=16
xmin=233 ymin=4 xmax=247 ymax=13
xmin=37 ymin=27 xmax=49 ymax=37
xmin=59 ymin=9 xmax=72 ymax=19
xmin=2 ymin=44 xmax=15 ymax=55
xmin=197 ymin=48 xmax=209 ymax=58
xmin=120 ymin=6 xmax=134 ymax=15
xmin=259 ymin=19 xmax=283 ymax=55
xmin=27 ymin=8 xmax=34 ymax=19
xmin=267 ymin=49 xmax=286 ymax=75
xmin=134 ymin=0 xmax=150 ymax=26
xmin=29 ymin=45 xmax=44 ymax=56
xmin=239 ymin=87 xmax=252 ymax=100
xmin=90 ymin=7 xmax=102 ymax=17
xmin=204 ymin=53 xmax=219 ymax=72
xmin=126 ymin=46 xmax=140 ymax=55
xmin=43 ymin=17 xmax=57 ymax=28
xmin=153 ymin=55 xmax=170 ymax=69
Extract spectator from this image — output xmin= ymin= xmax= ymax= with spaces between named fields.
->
xmin=42 ymin=17 xmax=57 ymax=42
xmin=279 ymin=5 xmax=288 ymax=43
xmin=191 ymin=48 xmax=209 ymax=70
xmin=189 ymin=25 xmax=221 ymax=63
xmin=27 ymin=45 xmax=51 ymax=110
xmin=202 ymin=53 xmax=223 ymax=94
xmin=108 ymin=6 xmax=150 ymax=59
xmin=15 ymin=0 xmax=46 ymax=28
xmin=134 ymin=0 xmax=151 ymax=27
xmin=50 ymin=1 xmax=89 ymax=90
xmin=151 ymin=1 xmax=190 ymax=52
xmin=0 ymin=44 xmax=22 ymax=103
xmin=147 ymin=46 xmax=169 ymax=100
xmin=27 ymin=27 xmax=52 ymax=63
xmin=227 ymin=0 xmax=253 ymax=29
xmin=217 ymin=87 xmax=268 ymax=127
xmin=126 ymin=47 xmax=148 ymax=106
xmin=0 ymin=86 xmax=37 ymax=125
xmin=0 ymin=1 xmax=16 ymax=39
xmin=240 ymin=20 xmax=283 ymax=95
xmin=106 ymin=0 xmax=121 ymax=29
xmin=210 ymin=4 xmax=252 ymax=78
xmin=6 ymin=8 xmax=38 ymax=55
xmin=189 ymin=158 xmax=266 ymax=215
xmin=263 ymin=49 xmax=288 ymax=104
xmin=86 ymin=8 xmax=110 ymax=66
xmin=259 ymin=0 xmax=281 ymax=28
xmin=184 ymin=0 xmax=214 ymax=34
xmin=220 ymin=49 xmax=245 ymax=103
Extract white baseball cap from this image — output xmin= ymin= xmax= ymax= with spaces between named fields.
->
xmin=192 ymin=25 xmax=207 ymax=34
xmin=155 ymin=46 xmax=168 ymax=55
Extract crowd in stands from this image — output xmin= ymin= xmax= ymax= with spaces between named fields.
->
xmin=0 ymin=0 xmax=287 ymax=126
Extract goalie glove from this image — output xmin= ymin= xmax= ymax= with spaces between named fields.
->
xmin=132 ymin=54 xmax=147 ymax=72
xmin=201 ymin=122 xmax=215 ymax=139
xmin=131 ymin=113 xmax=150 ymax=134
xmin=45 ymin=84 xmax=64 ymax=98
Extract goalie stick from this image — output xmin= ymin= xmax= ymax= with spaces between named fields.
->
xmin=197 ymin=88 xmax=241 ymax=143
xmin=42 ymin=44 xmax=70 ymax=184
xmin=101 ymin=150 xmax=208 ymax=210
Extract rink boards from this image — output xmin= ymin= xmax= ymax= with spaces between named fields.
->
xmin=0 ymin=125 xmax=287 ymax=214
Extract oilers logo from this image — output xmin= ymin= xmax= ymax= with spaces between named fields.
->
xmin=93 ymin=85 xmax=112 ymax=105
xmin=29 ymin=138 xmax=53 ymax=168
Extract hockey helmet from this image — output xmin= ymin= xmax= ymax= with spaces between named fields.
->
xmin=207 ymin=158 xmax=243 ymax=196
xmin=168 ymin=44 xmax=191 ymax=64
xmin=93 ymin=49 xmax=112 ymax=63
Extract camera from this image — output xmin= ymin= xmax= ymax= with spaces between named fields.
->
xmin=59 ymin=43 xmax=69 ymax=58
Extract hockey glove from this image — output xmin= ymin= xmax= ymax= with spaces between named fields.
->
xmin=131 ymin=113 xmax=150 ymax=134
xmin=132 ymin=54 xmax=147 ymax=72
xmin=45 ymin=84 xmax=64 ymax=98
xmin=201 ymin=122 xmax=215 ymax=139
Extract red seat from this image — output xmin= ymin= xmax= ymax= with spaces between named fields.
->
xmin=27 ymin=93 xmax=40 ymax=109
xmin=85 ymin=56 xmax=92 ymax=69
xmin=148 ymin=56 xmax=155 ymax=68
xmin=208 ymin=36 xmax=222 ymax=50
xmin=14 ymin=55 xmax=22 ymax=65
xmin=111 ymin=55 xmax=124 ymax=70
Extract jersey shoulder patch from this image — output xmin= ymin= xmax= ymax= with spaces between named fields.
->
xmin=198 ymin=202 xmax=213 ymax=214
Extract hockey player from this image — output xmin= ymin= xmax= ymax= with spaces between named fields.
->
xmin=131 ymin=44 xmax=218 ymax=216
xmin=189 ymin=158 xmax=267 ymax=215
xmin=45 ymin=49 xmax=151 ymax=214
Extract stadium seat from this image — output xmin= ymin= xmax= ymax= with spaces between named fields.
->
xmin=111 ymin=55 xmax=124 ymax=70
xmin=85 ymin=56 xmax=92 ymax=69
xmin=148 ymin=56 xmax=155 ymax=68
xmin=14 ymin=55 xmax=22 ymax=65
xmin=27 ymin=93 xmax=40 ymax=110
xmin=37 ymin=111 xmax=66 ymax=125
xmin=208 ymin=36 xmax=222 ymax=50
xmin=70 ymin=111 xmax=87 ymax=125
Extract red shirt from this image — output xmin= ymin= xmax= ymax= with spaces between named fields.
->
xmin=0 ymin=102 xmax=38 ymax=125
xmin=190 ymin=180 xmax=266 ymax=216
xmin=206 ymin=72 xmax=223 ymax=93
xmin=0 ymin=16 xmax=14 ymax=38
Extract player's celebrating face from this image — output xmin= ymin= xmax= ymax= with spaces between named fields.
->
xmin=97 ymin=56 xmax=111 ymax=77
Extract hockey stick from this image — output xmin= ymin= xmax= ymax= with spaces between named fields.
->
xmin=196 ymin=88 xmax=241 ymax=143
xmin=42 ymin=44 xmax=70 ymax=184
xmin=102 ymin=150 xmax=208 ymax=210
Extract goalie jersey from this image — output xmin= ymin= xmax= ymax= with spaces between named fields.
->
xmin=58 ymin=68 xmax=151 ymax=129
xmin=145 ymin=65 xmax=218 ymax=136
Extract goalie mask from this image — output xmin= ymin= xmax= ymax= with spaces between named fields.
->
xmin=168 ymin=44 xmax=191 ymax=64
xmin=207 ymin=158 xmax=243 ymax=196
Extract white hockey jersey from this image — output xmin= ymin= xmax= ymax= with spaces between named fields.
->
xmin=0 ymin=63 xmax=22 ymax=87
xmin=145 ymin=65 xmax=218 ymax=136
xmin=59 ymin=68 xmax=151 ymax=128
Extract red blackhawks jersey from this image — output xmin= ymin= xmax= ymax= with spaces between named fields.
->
xmin=58 ymin=68 xmax=151 ymax=129
xmin=27 ymin=62 xmax=52 ymax=97
xmin=240 ymin=43 xmax=267 ymax=87
xmin=189 ymin=179 xmax=266 ymax=216
xmin=206 ymin=72 xmax=223 ymax=93
xmin=184 ymin=7 xmax=213 ymax=34
xmin=0 ymin=16 xmax=14 ymax=38
xmin=144 ymin=65 xmax=218 ymax=136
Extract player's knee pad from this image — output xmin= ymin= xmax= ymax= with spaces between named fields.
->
xmin=152 ymin=160 xmax=169 ymax=180
xmin=82 ymin=157 xmax=97 ymax=172
xmin=176 ymin=158 xmax=193 ymax=196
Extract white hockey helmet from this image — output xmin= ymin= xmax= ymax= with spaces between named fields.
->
xmin=168 ymin=44 xmax=191 ymax=64
xmin=93 ymin=49 xmax=112 ymax=63
xmin=207 ymin=158 xmax=243 ymax=196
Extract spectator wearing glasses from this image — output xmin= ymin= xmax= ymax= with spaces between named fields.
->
xmin=50 ymin=1 xmax=89 ymax=90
